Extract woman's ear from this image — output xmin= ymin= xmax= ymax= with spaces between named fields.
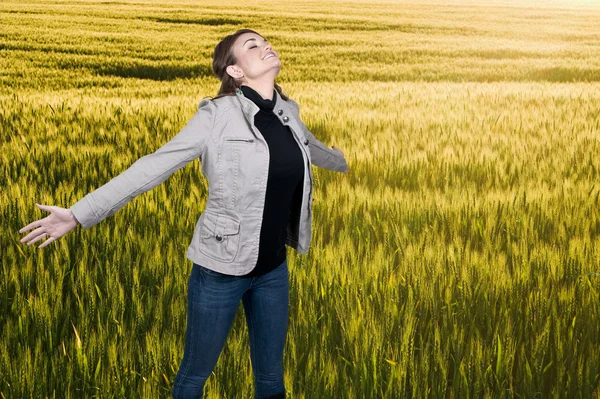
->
xmin=226 ymin=65 xmax=243 ymax=80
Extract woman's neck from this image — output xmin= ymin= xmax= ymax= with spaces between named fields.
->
xmin=241 ymin=78 xmax=274 ymax=101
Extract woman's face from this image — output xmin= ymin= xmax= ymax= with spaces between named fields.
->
xmin=226 ymin=32 xmax=280 ymax=85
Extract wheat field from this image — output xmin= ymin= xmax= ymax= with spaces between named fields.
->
xmin=2 ymin=0 xmax=600 ymax=397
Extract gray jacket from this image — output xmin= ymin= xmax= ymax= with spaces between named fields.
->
xmin=70 ymin=89 xmax=349 ymax=275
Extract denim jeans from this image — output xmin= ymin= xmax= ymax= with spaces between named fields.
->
xmin=172 ymin=258 xmax=289 ymax=399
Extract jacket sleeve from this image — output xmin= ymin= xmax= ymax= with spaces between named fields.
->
xmin=70 ymin=98 xmax=217 ymax=229
xmin=287 ymin=98 xmax=349 ymax=173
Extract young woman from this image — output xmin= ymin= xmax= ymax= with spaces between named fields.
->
xmin=19 ymin=28 xmax=349 ymax=398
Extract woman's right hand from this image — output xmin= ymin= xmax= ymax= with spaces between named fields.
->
xmin=19 ymin=203 xmax=79 ymax=248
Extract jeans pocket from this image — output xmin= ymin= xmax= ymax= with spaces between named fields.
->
xmin=196 ymin=264 xmax=226 ymax=277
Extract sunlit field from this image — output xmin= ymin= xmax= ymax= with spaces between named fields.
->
xmin=2 ymin=0 xmax=600 ymax=397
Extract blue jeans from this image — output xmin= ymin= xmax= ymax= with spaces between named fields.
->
xmin=172 ymin=258 xmax=289 ymax=399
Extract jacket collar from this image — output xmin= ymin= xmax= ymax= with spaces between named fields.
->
xmin=235 ymin=87 xmax=288 ymax=122
xmin=239 ymin=85 xmax=276 ymax=111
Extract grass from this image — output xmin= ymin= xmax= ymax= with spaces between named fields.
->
xmin=2 ymin=0 xmax=600 ymax=397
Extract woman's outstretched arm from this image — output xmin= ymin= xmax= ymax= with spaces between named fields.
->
xmin=18 ymin=98 xmax=217 ymax=248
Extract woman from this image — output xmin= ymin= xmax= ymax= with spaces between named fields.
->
xmin=19 ymin=28 xmax=349 ymax=398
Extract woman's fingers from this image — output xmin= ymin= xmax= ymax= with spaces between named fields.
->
xmin=35 ymin=203 xmax=57 ymax=212
xmin=20 ymin=204 xmax=54 ymax=233
xmin=19 ymin=219 xmax=42 ymax=233
xmin=38 ymin=236 xmax=57 ymax=249
xmin=20 ymin=226 xmax=47 ymax=244
xmin=18 ymin=204 xmax=71 ymax=249
xmin=27 ymin=232 xmax=48 ymax=246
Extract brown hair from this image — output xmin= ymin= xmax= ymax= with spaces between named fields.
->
xmin=209 ymin=28 xmax=289 ymax=102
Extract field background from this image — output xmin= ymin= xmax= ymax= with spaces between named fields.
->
xmin=2 ymin=0 xmax=600 ymax=397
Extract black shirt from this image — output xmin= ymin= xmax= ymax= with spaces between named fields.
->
xmin=237 ymin=84 xmax=305 ymax=277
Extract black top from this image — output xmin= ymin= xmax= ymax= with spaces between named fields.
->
xmin=237 ymin=84 xmax=305 ymax=278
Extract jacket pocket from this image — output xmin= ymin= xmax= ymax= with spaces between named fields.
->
xmin=198 ymin=211 xmax=241 ymax=263
xmin=224 ymin=137 xmax=254 ymax=143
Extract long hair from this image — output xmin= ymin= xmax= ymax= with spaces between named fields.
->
xmin=210 ymin=29 xmax=289 ymax=102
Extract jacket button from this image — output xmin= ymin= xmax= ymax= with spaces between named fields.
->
xmin=304 ymin=139 xmax=309 ymax=145
xmin=282 ymin=116 xmax=289 ymax=122
xmin=215 ymin=235 xmax=223 ymax=242
xmin=277 ymin=109 xmax=283 ymax=115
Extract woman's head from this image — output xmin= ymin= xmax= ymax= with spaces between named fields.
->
xmin=211 ymin=29 xmax=288 ymax=101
